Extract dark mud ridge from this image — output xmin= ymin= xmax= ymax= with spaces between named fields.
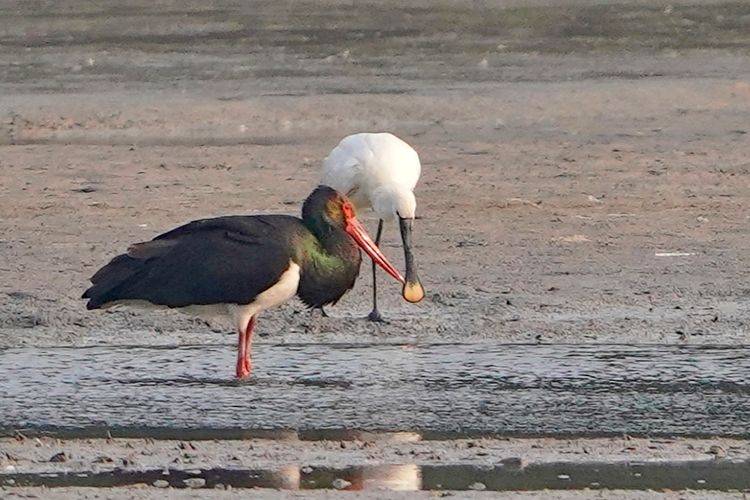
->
xmin=3 ymin=460 xmax=750 ymax=491
xmin=1 ymin=343 xmax=749 ymax=438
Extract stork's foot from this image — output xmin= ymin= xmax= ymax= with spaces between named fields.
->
xmin=367 ymin=309 xmax=388 ymax=323
xmin=235 ymin=358 xmax=252 ymax=379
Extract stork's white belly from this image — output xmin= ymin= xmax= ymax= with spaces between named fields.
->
xmin=229 ymin=261 xmax=300 ymax=331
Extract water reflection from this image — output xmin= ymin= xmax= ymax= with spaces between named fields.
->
xmin=300 ymin=464 xmax=421 ymax=491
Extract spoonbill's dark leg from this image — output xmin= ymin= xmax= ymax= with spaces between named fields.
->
xmin=236 ymin=316 xmax=256 ymax=379
xmin=367 ymin=219 xmax=386 ymax=322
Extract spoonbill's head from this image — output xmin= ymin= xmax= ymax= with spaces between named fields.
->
xmin=371 ymin=186 xmax=417 ymax=220
xmin=371 ymin=186 xmax=425 ymax=304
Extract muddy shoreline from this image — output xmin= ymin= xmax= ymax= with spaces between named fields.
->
xmin=2 ymin=436 xmax=749 ymax=495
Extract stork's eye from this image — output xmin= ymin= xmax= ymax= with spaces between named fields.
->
xmin=341 ymin=201 xmax=355 ymax=219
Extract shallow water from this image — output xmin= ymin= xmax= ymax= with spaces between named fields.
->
xmin=1 ymin=343 xmax=749 ymax=438
xmin=4 ymin=460 xmax=750 ymax=491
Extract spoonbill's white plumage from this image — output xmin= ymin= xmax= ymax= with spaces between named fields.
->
xmin=322 ymin=132 xmax=425 ymax=321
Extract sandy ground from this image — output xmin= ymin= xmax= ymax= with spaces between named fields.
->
xmin=1 ymin=0 xmax=749 ymax=348
xmin=3 ymin=436 xmax=749 ymax=471
xmin=1 ymin=1 xmax=750 ymax=495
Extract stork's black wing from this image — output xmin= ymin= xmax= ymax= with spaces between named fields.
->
xmin=83 ymin=215 xmax=307 ymax=310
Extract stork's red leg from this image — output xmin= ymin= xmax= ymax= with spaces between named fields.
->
xmin=242 ymin=316 xmax=256 ymax=374
xmin=236 ymin=328 xmax=248 ymax=379
xmin=235 ymin=316 xmax=256 ymax=379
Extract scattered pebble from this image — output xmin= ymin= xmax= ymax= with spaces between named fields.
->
xmin=332 ymin=478 xmax=352 ymax=490
xmin=469 ymin=482 xmax=486 ymax=491
xmin=152 ymin=479 xmax=169 ymax=488
xmin=708 ymin=445 xmax=727 ymax=458
xmin=49 ymin=452 xmax=68 ymax=463
xmin=655 ymin=252 xmax=695 ymax=257
xmin=183 ymin=477 xmax=206 ymax=488
xmin=456 ymin=239 xmax=487 ymax=248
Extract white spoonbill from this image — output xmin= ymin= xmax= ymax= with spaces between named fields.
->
xmin=322 ymin=132 xmax=425 ymax=321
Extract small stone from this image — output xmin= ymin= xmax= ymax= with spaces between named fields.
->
xmin=301 ymin=466 xmax=313 ymax=474
xmin=469 ymin=482 xmax=486 ymax=491
xmin=152 ymin=479 xmax=169 ymax=488
xmin=49 ymin=452 xmax=68 ymax=463
xmin=94 ymin=455 xmax=114 ymax=463
xmin=332 ymin=478 xmax=352 ymax=490
xmin=183 ymin=478 xmax=206 ymax=488
xmin=708 ymin=445 xmax=727 ymax=458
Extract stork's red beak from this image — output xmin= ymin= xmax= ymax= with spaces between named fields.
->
xmin=345 ymin=216 xmax=405 ymax=284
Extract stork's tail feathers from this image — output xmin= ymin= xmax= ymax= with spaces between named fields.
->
xmin=82 ymin=240 xmax=174 ymax=309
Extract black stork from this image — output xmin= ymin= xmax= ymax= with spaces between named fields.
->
xmin=83 ymin=186 xmax=404 ymax=379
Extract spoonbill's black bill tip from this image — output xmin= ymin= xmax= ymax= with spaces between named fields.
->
xmin=403 ymin=280 xmax=425 ymax=303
